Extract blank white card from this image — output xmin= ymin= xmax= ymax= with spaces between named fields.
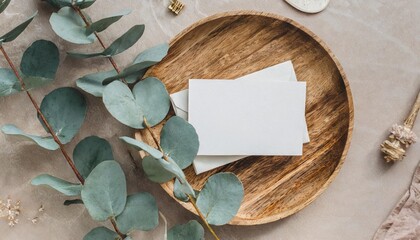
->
xmin=188 ymin=80 xmax=306 ymax=156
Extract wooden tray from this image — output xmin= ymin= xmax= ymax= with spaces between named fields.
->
xmin=136 ymin=11 xmax=354 ymax=225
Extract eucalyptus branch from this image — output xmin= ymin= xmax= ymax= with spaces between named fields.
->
xmin=143 ymin=118 xmax=221 ymax=240
xmin=72 ymin=6 xmax=128 ymax=85
xmin=0 ymin=44 xmax=127 ymax=240
xmin=0 ymin=45 xmax=85 ymax=184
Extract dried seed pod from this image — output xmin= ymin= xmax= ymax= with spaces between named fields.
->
xmin=381 ymin=90 xmax=420 ymax=162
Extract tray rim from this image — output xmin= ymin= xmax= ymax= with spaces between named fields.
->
xmin=137 ymin=10 xmax=354 ymax=225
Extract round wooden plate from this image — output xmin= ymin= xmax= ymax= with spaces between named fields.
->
xmin=136 ymin=11 xmax=354 ymax=225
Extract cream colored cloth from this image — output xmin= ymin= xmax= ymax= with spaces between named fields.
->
xmin=374 ymin=161 xmax=420 ymax=240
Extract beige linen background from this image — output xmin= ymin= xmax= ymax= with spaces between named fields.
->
xmin=0 ymin=0 xmax=419 ymax=239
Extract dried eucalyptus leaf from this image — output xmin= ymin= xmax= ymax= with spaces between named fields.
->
xmin=0 ymin=12 xmax=37 ymax=44
xmin=20 ymin=40 xmax=59 ymax=80
xmin=103 ymin=78 xmax=170 ymax=129
xmin=1 ymin=124 xmax=59 ymax=150
xmin=119 ymin=136 xmax=163 ymax=159
xmin=160 ymin=116 xmax=199 ymax=169
xmin=38 ymin=87 xmax=87 ymax=144
xmin=50 ymin=7 xmax=95 ymax=44
xmin=73 ymin=136 xmax=114 ymax=179
xmin=104 ymin=43 xmax=169 ymax=84
xmin=81 ymin=160 xmax=127 ymax=222
xmin=86 ymin=9 xmax=131 ymax=35
xmin=76 ymin=69 xmax=118 ymax=97
xmin=68 ymin=25 xmax=145 ymax=58
xmin=83 ymin=227 xmax=118 ymax=240
xmin=142 ymin=156 xmax=175 ymax=183
xmin=0 ymin=68 xmax=20 ymax=97
xmin=196 ymin=173 xmax=244 ymax=225
xmin=31 ymin=174 xmax=82 ymax=196
xmin=168 ymin=220 xmax=205 ymax=240
xmin=116 ymin=193 xmax=159 ymax=234
xmin=0 ymin=0 xmax=11 ymax=14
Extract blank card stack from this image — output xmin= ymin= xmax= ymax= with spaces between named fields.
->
xmin=170 ymin=61 xmax=309 ymax=174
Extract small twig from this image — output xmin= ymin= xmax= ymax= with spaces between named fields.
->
xmin=72 ymin=6 xmax=128 ymax=85
xmin=188 ymin=195 xmax=220 ymax=240
xmin=110 ymin=217 xmax=127 ymax=239
xmin=143 ymin=117 xmax=221 ymax=240
xmin=0 ymin=45 xmax=85 ymax=184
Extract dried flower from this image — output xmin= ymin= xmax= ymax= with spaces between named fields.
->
xmin=0 ymin=197 xmax=21 ymax=227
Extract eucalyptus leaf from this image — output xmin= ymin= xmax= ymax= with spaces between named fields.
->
xmin=142 ymin=156 xmax=175 ymax=183
xmin=116 ymin=193 xmax=159 ymax=234
xmin=168 ymin=220 xmax=205 ymax=240
xmin=83 ymin=227 xmax=118 ymax=240
xmin=76 ymin=69 xmax=118 ymax=97
xmin=86 ymin=9 xmax=131 ymax=35
xmin=73 ymin=136 xmax=114 ymax=179
xmin=0 ymin=68 xmax=20 ymax=97
xmin=50 ymin=7 xmax=95 ymax=44
xmin=102 ymin=78 xmax=170 ymax=129
xmin=160 ymin=116 xmax=199 ymax=169
xmin=21 ymin=40 xmax=59 ymax=80
xmin=103 ymin=42 xmax=169 ymax=84
xmin=0 ymin=12 xmax=37 ymax=44
xmin=1 ymin=124 xmax=59 ymax=150
xmin=68 ymin=25 xmax=145 ymax=58
xmin=119 ymin=136 xmax=162 ymax=159
xmin=38 ymin=87 xmax=87 ymax=144
xmin=0 ymin=0 xmax=11 ymax=14
xmin=173 ymin=178 xmax=188 ymax=202
xmin=43 ymin=0 xmax=96 ymax=9
xmin=196 ymin=173 xmax=244 ymax=225
xmin=31 ymin=174 xmax=82 ymax=196
xmin=156 ymin=157 xmax=195 ymax=198
xmin=81 ymin=160 xmax=127 ymax=221
xmin=63 ymin=199 xmax=83 ymax=206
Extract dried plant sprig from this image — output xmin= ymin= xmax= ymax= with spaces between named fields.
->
xmin=381 ymin=90 xmax=420 ymax=162
xmin=0 ymin=197 xmax=21 ymax=227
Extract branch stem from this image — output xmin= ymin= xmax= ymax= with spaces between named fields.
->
xmin=0 ymin=45 xmax=85 ymax=184
xmin=188 ymin=195 xmax=221 ymax=240
xmin=110 ymin=217 xmax=127 ymax=239
xmin=143 ymin=119 xmax=221 ymax=240
xmin=72 ymin=6 xmax=128 ymax=85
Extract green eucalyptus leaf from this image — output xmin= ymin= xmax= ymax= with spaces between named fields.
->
xmin=196 ymin=173 xmax=244 ymax=225
xmin=0 ymin=68 xmax=20 ymax=97
xmin=1 ymin=124 xmax=59 ymax=150
xmin=81 ymin=160 xmax=127 ymax=222
xmin=102 ymin=61 xmax=156 ymax=85
xmin=168 ymin=220 xmax=205 ymax=240
xmin=38 ymin=87 xmax=87 ymax=144
xmin=116 ymin=193 xmax=159 ymax=234
xmin=173 ymin=178 xmax=188 ymax=202
xmin=68 ymin=25 xmax=144 ymax=58
xmin=103 ymin=78 xmax=170 ymax=129
xmin=86 ymin=9 xmax=131 ymax=35
xmin=0 ymin=12 xmax=37 ymax=44
xmin=160 ymin=116 xmax=199 ymax=169
xmin=104 ymin=43 xmax=169 ymax=84
xmin=76 ymin=69 xmax=118 ymax=97
xmin=31 ymin=174 xmax=82 ymax=196
xmin=124 ymin=237 xmax=133 ymax=240
xmin=63 ymin=199 xmax=83 ymax=206
xmin=157 ymin=157 xmax=195 ymax=197
xmin=75 ymin=0 xmax=96 ymax=9
xmin=50 ymin=7 xmax=95 ymax=44
xmin=73 ymin=136 xmax=114 ymax=179
xmin=20 ymin=40 xmax=59 ymax=87
xmin=119 ymin=136 xmax=163 ymax=159
xmin=142 ymin=156 xmax=175 ymax=183
xmin=83 ymin=227 xmax=118 ymax=240
xmin=0 ymin=0 xmax=11 ymax=14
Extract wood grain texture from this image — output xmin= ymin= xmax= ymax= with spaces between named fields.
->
xmin=136 ymin=11 xmax=354 ymax=225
